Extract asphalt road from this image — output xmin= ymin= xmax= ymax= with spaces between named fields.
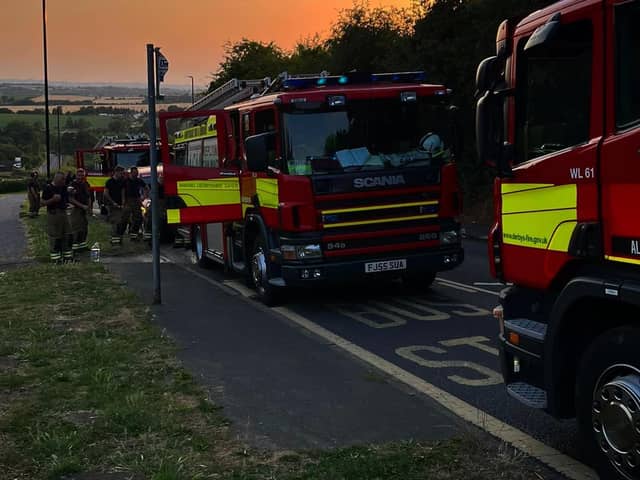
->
xmin=160 ymin=237 xmax=586 ymax=472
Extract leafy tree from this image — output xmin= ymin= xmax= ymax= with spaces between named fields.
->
xmin=287 ymin=36 xmax=332 ymax=74
xmin=208 ymin=39 xmax=288 ymax=91
xmin=326 ymin=2 xmax=418 ymax=73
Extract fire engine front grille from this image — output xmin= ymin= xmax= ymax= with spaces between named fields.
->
xmin=317 ymin=189 xmax=440 ymax=230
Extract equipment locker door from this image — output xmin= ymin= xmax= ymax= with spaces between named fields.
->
xmin=159 ymin=110 xmax=243 ymax=225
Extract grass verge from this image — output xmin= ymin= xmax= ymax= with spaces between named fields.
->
xmin=0 ymin=216 xmax=559 ymax=479
xmin=21 ymin=203 xmax=148 ymax=262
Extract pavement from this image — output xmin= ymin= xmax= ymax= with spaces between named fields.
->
xmin=0 ymin=193 xmax=30 ymax=268
xmin=108 ymin=260 xmax=465 ymax=450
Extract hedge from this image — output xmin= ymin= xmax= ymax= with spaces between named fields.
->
xmin=0 ymin=178 xmax=27 ymax=194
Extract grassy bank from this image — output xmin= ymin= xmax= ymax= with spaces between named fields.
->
xmin=0 ymin=216 xmax=558 ymax=479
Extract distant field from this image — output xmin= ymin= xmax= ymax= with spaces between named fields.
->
xmin=0 ymin=113 xmax=115 ymax=129
xmin=1 ymin=103 xmax=190 ymax=113
xmin=30 ymin=94 xmax=95 ymax=102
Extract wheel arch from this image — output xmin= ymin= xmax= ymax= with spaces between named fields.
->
xmin=545 ymin=277 xmax=640 ymax=418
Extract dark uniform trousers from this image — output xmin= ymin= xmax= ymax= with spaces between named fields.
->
xmin=69 ymin=207 xmax=88 ymax=251
xmin=28 ymin=191 xmax=40 ymax=216
xmin=47 ymin=209 xmax=73 ymax=262
xmin=108 ymin=206 xmax=125 ymax=245
xmin=123 ymin=199 xmax=142 ymax=240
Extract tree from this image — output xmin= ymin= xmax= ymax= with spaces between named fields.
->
xmin=208 ymin=39 xmax=288 ymax=92
xmin=325 ymin=2 xmax=418 ymax=74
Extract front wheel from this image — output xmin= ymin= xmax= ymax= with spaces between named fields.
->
xmin=249 ymin=236 xmax=282 ymax=306
xmin=576 ymin=327 xmax=640 ymax=480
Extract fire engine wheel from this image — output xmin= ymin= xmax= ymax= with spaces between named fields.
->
xmin=250 ymin=237 xmax=281 ymax=306
xmin=576 ymin=327 xmax=640 ymax=480
xmin=193 ymin=226 xmax=210 ymax=268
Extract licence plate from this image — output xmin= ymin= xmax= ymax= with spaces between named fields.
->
xmin=364 ymin=259 xmax=407 ymax=273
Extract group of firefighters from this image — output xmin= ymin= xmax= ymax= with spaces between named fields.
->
xmin=26 ymin=166 xmax=149 ymax=263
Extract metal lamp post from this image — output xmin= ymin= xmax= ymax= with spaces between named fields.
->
xmin=187 ymin=75 xmax=194 ymax=104
xmin=42 ymin=0 xmax=51 ymax=178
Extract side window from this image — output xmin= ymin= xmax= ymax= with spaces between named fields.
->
xmin=514 ymin=20 xmax=593 ymax=163
xmin=253 ymin=109 xmax=279 ymax=170
xmin=254 ymin=109 xmax=276 ymax=133
xmin=242 ymin=113 xmax=251 ymax=140
xmin=615 ymin=0 xmax=640 ymax=129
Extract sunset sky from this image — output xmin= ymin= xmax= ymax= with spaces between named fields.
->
xmin=1 ymin=0 xmax=412 ymax=89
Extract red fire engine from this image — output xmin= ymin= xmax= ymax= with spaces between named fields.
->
xmin=160 ymin=71 xmax=465 ymax=305
xmin=476 ymin=1 xmax=640 ymax=478
xmin=76 ymin=138 xmax=161 ymax=212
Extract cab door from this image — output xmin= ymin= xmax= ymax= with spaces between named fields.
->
xmin=159 ymin=110 xmax=243 ymax=225
xmin=600 ymin=0 xmax=640 ymax=266
xmin=499 ymin=7 xmax=603 ymax=289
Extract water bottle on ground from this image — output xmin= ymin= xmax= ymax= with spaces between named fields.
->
xmin=90 ymin=242 xmax=101 ymax=263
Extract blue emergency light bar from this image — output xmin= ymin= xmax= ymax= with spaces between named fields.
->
xmin=282 ymin=71 xmax=427 ymax=90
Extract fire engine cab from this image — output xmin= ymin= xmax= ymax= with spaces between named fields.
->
xmin=161 ymin=71 xmax=465 ymax=305
xmin=476 ymin=0 xmax=640 ymax=478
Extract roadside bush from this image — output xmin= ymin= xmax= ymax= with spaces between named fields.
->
xmin=0 ymin=178 xmax=27 ymax=194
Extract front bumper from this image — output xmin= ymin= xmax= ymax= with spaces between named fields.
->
xmin=278 ymin=246 xmax=463 ymax=287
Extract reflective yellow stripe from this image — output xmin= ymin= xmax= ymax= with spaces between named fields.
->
xmin=605 ymin=255 xmax=640 ymax=266
xmin=256 ymin=178 xmax=278 ymax=209
xmin=501 ymin=183 xmax=577 ymax=251
xmin=176 ymin=178 xmax=240 ymax=207
xmin=548 ymin=221 xmax=577 ymax=252
xmin=324 ymin=214 xmax=438 ymax=229
xmin=167 ymin=209 xmax=181 ymax=224
xmin=87 ymin=176 xmax=109 ymax=188
xmin=322 ymin=200 xmax=438 ymax=215
xmin=502 ymin=210 xmax=576 ymax=249
xmin=502 ymin=184 xmax=576 ymax=214
xmin=501 ymin=183 xmax=554 ymax=194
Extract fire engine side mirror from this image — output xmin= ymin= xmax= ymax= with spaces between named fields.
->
xmin=475 ymin=56 xmax=499 ymax=97
xmin=245 ymin=132 xmax=275 ymax=172
xmin=524 ymin=13 xmax=561 ymax=51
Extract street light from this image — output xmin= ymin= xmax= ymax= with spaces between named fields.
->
xmin=56 ymin=106 xmax=61 ymax=169
xmin=187 ymin=75 xmax=194 ymax=105
xmin=42 ymin=0 xmax=51 ymax=179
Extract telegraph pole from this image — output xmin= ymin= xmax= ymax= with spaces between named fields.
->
xmin=42 ymin=0 xmax=51 ymax=178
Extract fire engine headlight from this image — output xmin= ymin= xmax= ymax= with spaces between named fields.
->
xmin=280 ymin=244 xmax=322 ymax=260
xmin=440 ymin=230 xmax=459 ymax=244
xmin=296 ymin=244 xmax=322 ymax=260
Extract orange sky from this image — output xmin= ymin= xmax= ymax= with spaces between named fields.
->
xmin=1 ymin=0 xmax=413 ymax=89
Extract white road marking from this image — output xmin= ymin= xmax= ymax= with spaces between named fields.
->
xmin=176 ymin=263 xmax=596 ymax=480
xmin=396 ymin=345 xmax=503 ymax=387
xmin=435 ymin=280 xmax=477 ymax=293
xmin=439 ymin=336 xmax=499 ymax=356
xmin=473 ymin=282 xmax=513 ymax=287
xmin=437 ymin=277 xmax=501 ymax=296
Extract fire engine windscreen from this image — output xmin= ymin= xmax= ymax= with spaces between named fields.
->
xmin=114 ymin=149 xmax=161 ymax=170
xmin=283 ymin=97 xmax=454 ymax=175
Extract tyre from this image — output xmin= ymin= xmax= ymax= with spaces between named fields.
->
xmin=193 ymin=226 xmax=211 ymax=268
xmin=249 ymin=235 xmax=282 ymax=306
xmin=402 ymin=271 xmax=436 ymax=290
xmin=576 ymin=327 xmax=640 ymax=480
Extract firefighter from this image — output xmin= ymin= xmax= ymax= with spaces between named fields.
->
xmin=103 ymin=166 xmax=126 ymax=246
xmin=123 ymin=167 xmax=146 ymax=241
xmin=27 ymin=171 xmax=41 ymax=217
xmin=41 ymin=172 xmax=73 ymax=263
xmin=69 ymin=168 xmax=91 ymax=252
